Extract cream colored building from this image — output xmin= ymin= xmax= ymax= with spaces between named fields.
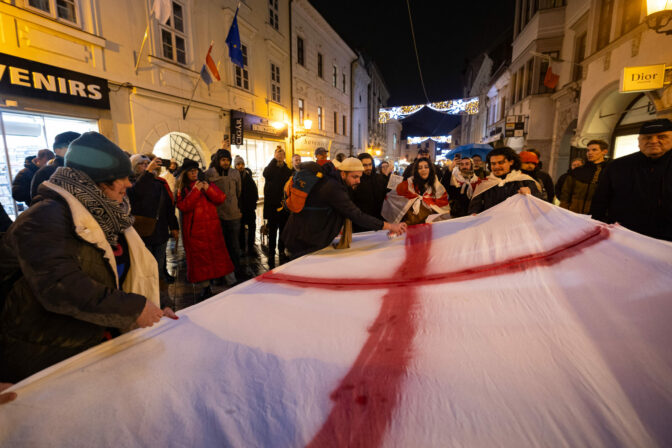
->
xmin=0 ymin=0 xmax=292 ymax=217
xmin=290 ymin=0 xmax=355 ymax=160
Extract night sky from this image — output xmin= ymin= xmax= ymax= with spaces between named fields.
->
xmin=308 ymin=0 xmax=516 ymax=137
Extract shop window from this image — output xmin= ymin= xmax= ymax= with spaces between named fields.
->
xmin=27 ymin=0 xmax=78 ymax=25
xmin=298 ymin=98 xmax=304 ymax=124
xmin=0 ymin=111 xmax=97 ymax=220
xmin=317 ymin=53 xmax=323 ymax=78
xmin=270 ymin=62 xmax=281 ymax=103
xmin=160 ymin=1 xmax=187 ymax=65
xmin=334 ymin=111 xmax=338 ymax=134
xmin=332 ymin=65 xmax=337 ymax=88
xmin=297 ymin=37 xmax=304 ymax=66
xmin=596 ymin=0 xmax=614 ymax=51
xmin=235 ymin=44 xmax=250 ymax=91
xmin=268 ymin=0 xmax=279 ymax=31
xmin=317 ymin=106 xmax=323 ymax=130
xmin=620 ymin=0 xmax=642 ymax=35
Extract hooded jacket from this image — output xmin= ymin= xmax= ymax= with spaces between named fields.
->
xmin=205 ymin=150 xmax=242 ymax=221
xmin=12 ymin=161 xmax=39 ymax=205
xmin=0 ymin=182 xmax=158 ymax=382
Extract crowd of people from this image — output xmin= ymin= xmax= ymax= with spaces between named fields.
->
xmin=0 ymin=117 xmax=670 ymax=396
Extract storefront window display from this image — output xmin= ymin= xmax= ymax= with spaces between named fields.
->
xmin=232 ymin=138 xmax=285 ymax=199
xmin=0 ymin=110 xmax=98 ymax=219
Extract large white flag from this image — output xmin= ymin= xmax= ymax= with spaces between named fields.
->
xmin=151 ymin=0 xmax=172 ymax=24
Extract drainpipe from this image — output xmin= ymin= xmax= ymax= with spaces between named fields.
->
xmin=289 ymin=0 xmax=295 ymax=158
xmin=350 ymin=58 xmax=355 ymax=156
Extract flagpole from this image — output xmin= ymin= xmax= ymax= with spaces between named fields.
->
xmin=182 ymin=41 xmax=215 ymax=120
xmin=134 ymin=24 xmax=150 ymax=74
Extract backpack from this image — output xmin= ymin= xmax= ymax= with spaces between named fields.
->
xmin=281 ymin=162 xmax=324 ymax=213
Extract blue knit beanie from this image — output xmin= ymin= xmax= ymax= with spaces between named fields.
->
xmin=65 ymin=132 xmax=133 ymax=183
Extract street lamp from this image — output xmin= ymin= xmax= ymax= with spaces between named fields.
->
xmin=293 ymin=118 xmax=313 ymax=141
xmin=646 ymin=0 xmax=672 ymax=34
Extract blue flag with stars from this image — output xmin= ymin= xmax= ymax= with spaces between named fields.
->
xmin=225 ymin=7 xmax=244 ymax=69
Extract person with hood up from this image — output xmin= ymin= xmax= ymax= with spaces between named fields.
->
xmin=352 ymin=153 xmax=388 ymax=232
xmin=382 ymin=158 xmax=451 ymax=224
xmin=468 ymin=147 xmax=543 ymax=214
xmin=206 ymin=149 xmax=242 ymax=272
xmin=30 ymin=131 xmax=81 ymax=201
xmin=234 ymin=155 xmax=259 ymax=257
xmin=0 ymin=131 xmax=175 ymax=383
xmin=176 ymin=159 xmax=235 ymax=300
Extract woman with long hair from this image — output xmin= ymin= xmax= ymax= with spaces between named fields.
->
xmin=176 ymin=159 xmax=234 ymax=301
xmin=382 ymin=158 xmax=450 ymax=225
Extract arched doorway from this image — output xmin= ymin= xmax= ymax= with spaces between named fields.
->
xmin=611 ymin=94 xmax=656 ymax=159
xmin=554 ymin=119 xmax=577 ymax=179
xmin=153 ymin=132 xmax=207 ymax=168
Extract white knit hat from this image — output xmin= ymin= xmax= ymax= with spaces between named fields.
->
xmin=338 ymin=157 xmax=364 ymax=172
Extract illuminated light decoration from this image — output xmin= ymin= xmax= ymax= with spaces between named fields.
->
xmin=379 ymin=97 xmax=479 ymax=123
xmin=407 ymin=136 xmax=452 ymax=145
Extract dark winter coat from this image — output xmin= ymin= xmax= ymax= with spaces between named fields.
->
xmin=239 ymin=168 xmax=259 ymax=218
xmin=127 ymin=171 xmax=179 ymax=245
xmin=352 ymin=167 xmax=388 ymax=233
xmin=263 ymin=159 xmax=292 ymax=219
xmin=559 ymin=161 xmax=608 ymax=214
xmin=536 ymin=170 xmax=555 ymax=203
xmin=30 ymin=156 xmax=64 ymax=200
xmin=0 ymin=186 xmax=149 ymax=382
xmin=468 ymin=172 xmax=542 ymax=214
xmin=590 ymin=150 xmax=672 ymax=241
xmin=0 ymin=203 xmax=12 ymax=232
xmin=177 ymin=182 xmax=234 ymax=283
xmin=12 ymin=163 xmax=39 ymax=205
xmin=281 ymin=176 xmax=384 ymax=258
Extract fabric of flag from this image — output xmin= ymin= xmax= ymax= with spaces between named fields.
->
xmin=544 ymin=60 xmax=560 ymax=89
xmin=151 ymin=0 xmax=172 ymax=25
xmin=199 ymin=45 xmax=220 ymax=85
xmin=225 ymin=8 xmax=244 ymax=69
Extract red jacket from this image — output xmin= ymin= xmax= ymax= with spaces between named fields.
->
xmin=177 ymin=182 xmax=234 ymax=283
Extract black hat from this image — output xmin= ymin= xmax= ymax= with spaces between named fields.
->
xmin=179 ymin=158 xmax=200 ymax=174
xmin=639 ymin=119 xmax=672 ymax=135
xmin=314 ymin=147 xmax=328 ymax=156
xmin=216 ymin=149 xmax=232 ymax=160
xmin=53 ymin=131 xmax=81 ymax=149
xmin=65 ymin=132 xmax=133 ymax=183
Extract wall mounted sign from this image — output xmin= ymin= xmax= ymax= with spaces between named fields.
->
xmin=0 ymin=52 xmax=110 ymax=109
xmin=621 ymin=65 xmax=666 ymax=93
xmin=231 ymin=111 xmax=245 ymax=146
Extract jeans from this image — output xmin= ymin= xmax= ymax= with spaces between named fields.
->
xmin=221 ymin=218 xmax=241 ymax=269
xmin=239 ymin=212 xmax=256 ymax=253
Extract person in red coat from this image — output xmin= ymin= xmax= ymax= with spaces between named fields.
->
xmin=176 ymin=159 xmax=234 ymax=301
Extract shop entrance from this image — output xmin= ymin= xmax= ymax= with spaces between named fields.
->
xmin=232 ymin=138 xmax=285 ymax=198
xmin=0 ymin=110 xmax=98 ymax=220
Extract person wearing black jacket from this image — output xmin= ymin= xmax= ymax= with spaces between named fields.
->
xmin=281 ymin=158 xmax=407 ymax=258
xmin=559 ymin=141 xmax=608 ymax=214
xmin=591 ymin=119 xmax=672 ymax=241
xmin=526 ymin=149 xmax=555 ymax=202
xmin=235 ymin=156 xmax=259 ymax=256
xmin=263 ymin=147 xmax=292 ymax=264
xmin=352 ymin=153 xmax=388 ymax=233
xmin=12 ymin=150 xmax=53 ymax=206
xmin=555 ymin=157 xmax=584 ymax=199
xmin=0 ymin=203 xmax=12 ymax=233
xmin=127 ymin=155 xmax=180 ymax=290
xmin=30 ymin=131 xmax=80 ymax=201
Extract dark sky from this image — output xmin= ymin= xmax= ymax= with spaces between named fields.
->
xmin=308 ymin=0 xmax=515 ymax=136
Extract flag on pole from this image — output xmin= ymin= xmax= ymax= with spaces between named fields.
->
xmin=225 ymin=7 xmax=244 ymax=69
xmin=543 ymin=59 xmax=560 ymax=90
xmin=200 ymin=44 xmax=221 ymax=85
xmin=151 ymin=0 xmax=172 ymax=24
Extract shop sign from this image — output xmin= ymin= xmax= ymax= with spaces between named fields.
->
xmin=0 ymin=52 xmax=109 ymax=109
xmin=505 ymin=115 xmax=526 ymax=137
xmin=621 ymin=65 xmax=666 ymax=93
xmin=231 ymin=111 xmax=244 ymax=145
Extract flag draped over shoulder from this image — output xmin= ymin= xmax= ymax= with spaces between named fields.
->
xmin=200 ymin=44 xmax=220 ymax=85
xmin=382 ymin=178 xmax=450 ymax=223
xmin=225 ymin=7 xmax=244 ymax=69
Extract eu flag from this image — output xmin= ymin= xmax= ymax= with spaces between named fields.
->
xmin=225 ymin=8 xmax=244 ymax=69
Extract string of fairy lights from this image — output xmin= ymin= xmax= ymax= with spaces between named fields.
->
xmin=407 ymin=136 xmax=452 ymax=145
xmin=378 ymin=97 xmax=479 ymax=124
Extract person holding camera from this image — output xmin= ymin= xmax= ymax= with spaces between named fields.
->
xmin=127 ymin=155 xmax=180 ymax=292
xmin=176 ymin=159 xmax=234 ymax=301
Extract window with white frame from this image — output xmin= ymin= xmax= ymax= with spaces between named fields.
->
xmin=332 ymin=65 xmax=337 ymax=87
xmin=270 ymin=63 xmax=281 ymax=102
xmin=27 ymin=0 xmax=79 ymax=24
xmin=235 ymin=44 xmax=250 ymax=90
xmin=298 ymin=99 xmax=305 ymax=124
xmin=317 ymin=106 xmax=323 ymax=130
xmin=268 ymin=0 xmax=279 ymax=31
xmin=160 ymin=1 xmax=187 ymax=65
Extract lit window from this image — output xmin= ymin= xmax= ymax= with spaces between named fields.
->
xmin=268 ymin=0 xmax=279 ymax=31
xmin=27 ymin=0 xmax=78 ymax=24
xmin=298 ymin=99 xmax=305 ymax=124
xmin=271 ymin=63 xmax=281 ymax=102
xmin=235 ymin=45 xmax=250 ymax=91
xmin=160 ymin=1 xmax=187 ymax=65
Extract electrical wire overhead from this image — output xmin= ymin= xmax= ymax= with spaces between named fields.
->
xmin=406 ymin=0 xmax=430 ymax=104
